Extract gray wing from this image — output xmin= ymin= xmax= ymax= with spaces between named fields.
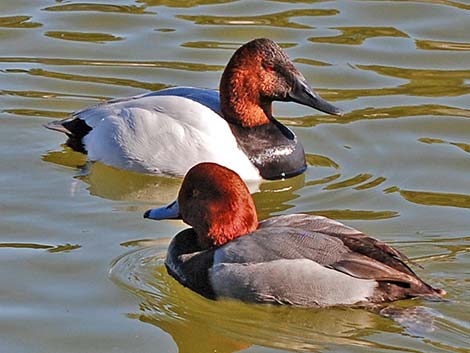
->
xmin=214 ymin=224 xmax=420 ymax=284
xmin=209 ymin=215 xmax=444 ymax=304
xmin=213 ymin=226 xmax=350 ymax=267
xmin=210 ymin=221 xmax=380 ymax=306
xmin=260 ymin=214 xmax=417 ymax=275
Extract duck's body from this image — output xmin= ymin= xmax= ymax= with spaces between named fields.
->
xmin=49 ymin=88 xmax=260 ymax=180
xmin=45 ymin=39 xmax=342 ymax=180
xmin=145 ymin=163 xmax=445 ymax=307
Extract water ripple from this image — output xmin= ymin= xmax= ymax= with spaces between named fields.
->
xmin=6 ymin=68 xmax=168 ymax=91
xmin=305 ymin=153 xmax=339 ymax=169
xmin=309 ymin=65 xmax=470 ymax=102
xmin=3 ymin=109 xmax=70 ymax=119
xmin=307 ymin=209 xmax=399 ymax=220
xmin=419 ymin=137 xmax=470 ymax=154
xmin=285 ymin=105 xmax=470 ymax=127
xmin=0 ymin=56 xmax=223 ymax=71
xmin=294 ymin=57 xmax=332 ymax=67
xmin=0 ymin=15 xmax=42 ymax=28
xmin=43 ymin=3 xmax=154 ymax=14
xmin=397 ymin=189 xmax=470 ymax=209
xmin=309 ymin=26 xmax=409 ymax=45
xmin=0 ymin=242 xmax=81 ymax=253
xmin=355 ymin=177 xmax=387 ymax=191
xmin=416 ymin=39 xmax=470 ymax=51
xmin=0 ymin=89 xmax=109 ymax=101
xmin=392 ymin=0 xmax=470 ymax=10
xmin=181 ymin=40 xmax=297 ymax=50
xmin=138 ymin=0 xmax=237 ymax=8
xmin=178 ymin=8 xmax=339 ymax=28
xmin=44 ymin=31 xmax=124 ymax=44
xmin=324 ymin=173 xmax=373 ymax=190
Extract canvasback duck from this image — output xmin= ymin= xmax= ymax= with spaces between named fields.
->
xmin=45 ymin=38 xmax=342 ymax=181
xmin=144 ymin=163 xmax=446 ymax=306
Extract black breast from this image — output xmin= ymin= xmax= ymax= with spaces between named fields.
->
xmin=165 ymin=229 xmax=216 ymax=299
xmin=230 ymin=119 xmax=306 ymax=180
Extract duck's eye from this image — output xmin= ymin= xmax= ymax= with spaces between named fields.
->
xmin=262 ymin=63 xmax=275 ymax=73
xmin=192 ymin=189 xmax=200 ymax=197
xmin=265 ymin=65 xmax=275 ymax=73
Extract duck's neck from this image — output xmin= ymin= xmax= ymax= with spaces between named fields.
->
xmin=220 ymin=67 xmax=272 ymax=128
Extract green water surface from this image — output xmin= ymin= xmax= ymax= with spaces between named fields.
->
xmin=0 ymin=1 xmax=469 ymax=352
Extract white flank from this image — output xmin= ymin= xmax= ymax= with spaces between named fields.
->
xmin=210 ymin=258 xmax=376 ymax=307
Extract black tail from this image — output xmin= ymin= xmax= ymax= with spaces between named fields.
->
xmin=44 ymin=117 xmax=92 ymax=153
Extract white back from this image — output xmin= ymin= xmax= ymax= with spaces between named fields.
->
xmin=80 ymin=95 xmax=260 ymax=180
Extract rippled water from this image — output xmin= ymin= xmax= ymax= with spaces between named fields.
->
xmin=1 ymin=1 xmax=469 ymax=352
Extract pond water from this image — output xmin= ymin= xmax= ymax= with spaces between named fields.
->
xmin=0 ymin=0 xmax=469 ymax=352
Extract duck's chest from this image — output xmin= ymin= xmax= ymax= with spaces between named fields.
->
xmin=229 ymin=121 xmax=306 ymax=180
xmin=165 ymin=230 xmax=217 ymax=299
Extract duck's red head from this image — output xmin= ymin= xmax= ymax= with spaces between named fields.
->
xmin=220 ymin=38 xmax=343 ymax=128
xmin=144 ymin=163 xmax=258 ymax=249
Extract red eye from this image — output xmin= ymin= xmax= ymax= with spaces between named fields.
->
xmin=266 ymin=65 xmax=275 ymax=73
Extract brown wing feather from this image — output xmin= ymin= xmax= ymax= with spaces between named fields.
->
xmin=331 ymin=253 xmax=419 ymax=285
xmin=327 ymin=233 xmax=418 ymax=276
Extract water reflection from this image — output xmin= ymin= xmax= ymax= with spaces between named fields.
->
xmin=324 ymin=173 xmax=373 ymax=190
xmin=294 ymin=57 xmax=332 ymax=67
xmin=43 ymin=147 xmax=182 ymax=203
xmin=392 ymin=0 xmax=470 ymax=10
xmin=81 ymin=163 xmax=183 ymax=204
xmin=42 ymin=146 xmax=402 ymax=221
xmin=182 ymin=40 xmax=296 ymax=50
xmin=254 ymin=174 xmax=306 ymax=220
xmin=0 ymin=89 xmax=107 ymax=101
xmin=283 ymin=104 xmax=470 ymax=127
xmin=1 ymin=0 xmax=469 ymax=351
xmin=307 ymin=209 xmax=399 ymax=221
xmin=358 ymin=65 xmax=470 ymax=98
xmin=355 ymin=177 xmax=387 ymax=190
xmin=416 ymin=39 xmax=470 ymax=51
xmin=0 ymin=15 xmax=41 ymax=28
xmin=306 ymin=153 xmax=339 ymax=169
xmin=43 ymin=3 xmax=153 ymax=14
xmin=138 ymin=0 xmax=236 ymax=8
xmin=0 ymin=242 xmax=81 ymax=253
xmin=178 ymin=8 xmax=339 ymax=28
xmin=302 ymin=65 xmax=470 ymax=104
xmin=397 ymin=189 xmax=470 ymax=209
xmin=7 ymin=68 xmax=168 ymax=91
xmin=286 ymin=64 xmax=470 ymax=106
xmin=0 ymin=56 xmax=223 ymax=71
xmin=419 ymin=137 xmax=470 ymax=153
xmin=42 ymin=146 xmax=302 ymax=205
xmin=3 ymin=108 xmax=70 ymax=119
xmin=44 ymin=31 xmax=124 ymax=44
xmin=309 ymin=26 xmax=408 ymax=45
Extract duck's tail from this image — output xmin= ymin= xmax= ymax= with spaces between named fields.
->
xmin=375 ymin=279 xmax=446 ymax=303
xmin=44 ymin=117 xmax=91 ymax=153
xmin=410 ymin=281 xmax=447 ymax=300
xmin=44 ymin=119 xmax=72 ymax=136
